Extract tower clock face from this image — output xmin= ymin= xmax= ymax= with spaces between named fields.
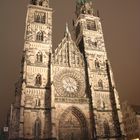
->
xmin=53 ymin=70 xmax=85 ymax=97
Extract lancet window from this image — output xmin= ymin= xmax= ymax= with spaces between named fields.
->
xmin=36 ymin=51 xmax=43 ymax=63
xmin=35 ymin=74 xmax=42 ymax=86
xmin=103 ymin=121 xmax=110 ymax=137
xmin=98 ymin=79 xmax=103 ymax=89
xmin=36 ymin=31 xmax=44 ymax=42
xmin=34 ymin=118 xmax=41 ymax=140
xmin=35 ymin=98 xmax=41 ymax=107
xmin=95 ymin=59 xmax=100 ymax=69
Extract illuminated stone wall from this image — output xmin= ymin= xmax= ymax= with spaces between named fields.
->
xmin=9 ymin=0 xmax=125 ymax=139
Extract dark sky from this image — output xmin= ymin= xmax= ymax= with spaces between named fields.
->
xmin=0 ymin=0 xmax=140 ymax=127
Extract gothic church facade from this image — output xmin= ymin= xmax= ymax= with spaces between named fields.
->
xmin=9 ymin=0 xmax=125 ymax=139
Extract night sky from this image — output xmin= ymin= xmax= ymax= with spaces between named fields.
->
xmin=0 ymin=0 xmax=140 ymax=127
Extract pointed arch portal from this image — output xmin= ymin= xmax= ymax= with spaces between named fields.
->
xmin=59 ymin=106 xmax=88 ymax=140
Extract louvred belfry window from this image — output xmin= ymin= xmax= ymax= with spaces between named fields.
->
xmin=34 ymin=12 xmax=46 ymax=24
xmin=87 ymin=20 xmax=97 ymax=31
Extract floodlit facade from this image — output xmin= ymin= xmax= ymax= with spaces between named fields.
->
xmin=9 ymin=0 xmax=125 ymax=139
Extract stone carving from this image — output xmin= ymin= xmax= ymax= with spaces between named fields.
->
xmin=76 ymin=0 xmax=93 ymax=16
xmin=25 ymin=48 xmax=35 ymax=64
xmin=94 ymin=54 xmax=107 ymax=71
xmin=92 ymin=74 xmax=109 ymax=91
xmin=35 ymin=74 xmax=42 ymax=86
xmin=98 ymin=79 xmax=103 ymax=89
xmin=85 ymin=37 xmax=105 ymax=51
xmin=26 ymin=23 xmax=51 ymax=43
xmin=53 ymin=70 xmax=85 ymax=98
xmin=96 ymin=113 xmax=116 ymax=137
xmin=41 ymin=0 xmax=49 ymax=7
xmin=25 ymin=88 xmax=46 ymax=108
xmin=36 ymin=51 xmax=43 ymax=63
xmin=33 ymin=0 xmax=49 ymax=7
xmin=59 ymin=107 xmax=88 ymax=140
xmin=103 ymin=120 xmax=110 ymax=137
xmin=35 ymin=98 xmax=41 ymax=107
xmin=26 ymin=23 xmax=35 ymax=41
xmin=55 ymin=97 xmax=89 ymax=104
xmin=25 ymin=48 xmax=49 ymax=66
xmin=95 ymin=58 xmax=100 ymax=69
xmin=94 ymin=92 xmax=111 ymax=110
xmin=53 ymin=26 xmax=84 ymax=68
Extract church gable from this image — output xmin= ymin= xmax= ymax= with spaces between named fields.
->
xmin=53 ymin=25 xmax=84 ymax=68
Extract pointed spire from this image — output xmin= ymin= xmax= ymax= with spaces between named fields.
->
xmin=64 ymin=23 xmax=71 ymax=40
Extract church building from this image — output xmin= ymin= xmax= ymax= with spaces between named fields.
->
xmin=9 ymin=0 xmax=125 ymax=139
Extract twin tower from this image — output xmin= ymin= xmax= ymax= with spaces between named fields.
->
xmin=9 ymin=0 xmax=125 ymax=139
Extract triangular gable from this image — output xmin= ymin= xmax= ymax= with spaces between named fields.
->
xmin=53 ymin=24 xmax=84 ymax=68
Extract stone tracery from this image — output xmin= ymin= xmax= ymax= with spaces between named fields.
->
xmin=59 ymin=106 xmax=88 ymax=140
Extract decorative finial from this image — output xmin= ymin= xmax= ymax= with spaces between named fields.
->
xmin=30 ymin=0 xmax=49 ymax=7
xmin=65 ymin=22 xmax=69 ymax=34
xmin=64 ymin=23 xmax=71 ymax=39
xmin=76 ymin=0 xmax=94 ymax=16
xmin=77 ymin=0 xmax=91 ymax=4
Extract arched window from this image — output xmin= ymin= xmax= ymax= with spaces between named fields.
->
xmin=94 ymin=41 xmax=97 ymax=47
xmin=35 ymin=74 xmax=42 ymax=86
xmin=36 ymin=52 xmax=43 ymax=63
xmin=36 ymin=31 xmax=44 ymax=42
xmin=98 ymin=79 xmax=103 ymax=89
xmin=34 ymin=118 xmax=41 ymax=140
xmin=95 ymin=59 xmax=100 ymax=69
xmin=34 ymin=13 xmax=39 ymax=22
xmin=39 ymin=1 xmax=43 ymax=6
xmin=103 ymin=120 xmax=110 ymax=137
xmin=35 ymin=98 xmax=41 ymax=107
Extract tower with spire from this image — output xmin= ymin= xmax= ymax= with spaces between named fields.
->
xmin=9 ymin=0 xmax=125 ymax=139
